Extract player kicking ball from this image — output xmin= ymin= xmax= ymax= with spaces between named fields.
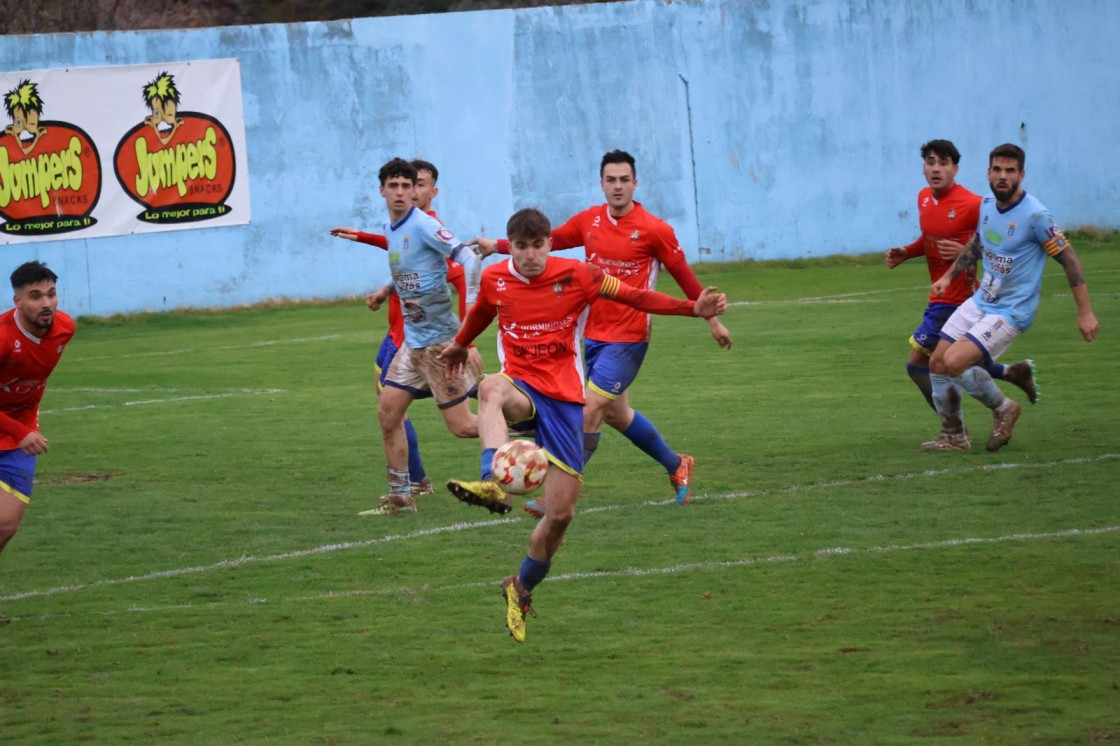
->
xmin=438 ymin=208 xmax=726 ymax=642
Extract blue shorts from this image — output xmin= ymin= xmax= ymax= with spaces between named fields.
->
xmin=910 ymin=302 xmax=957 ymax=354
xmin=505 ymin=375 xmax=584 ymax=477
xmin=0 ymin=449 xmax=37 ymax=504
xmin=375 ymin=335 xmax=398 ymax=388
xmin=584 ymin=340 xmax=649 ymax=400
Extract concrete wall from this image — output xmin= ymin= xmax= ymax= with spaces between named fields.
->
xmin=2 ymin=0 xmax=1117 ymax=316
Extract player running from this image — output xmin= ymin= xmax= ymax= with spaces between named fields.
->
xmin=330 ymin=157 xmax=481 ymax=514
xmin=440 ymin=207 xmax=726 ymax=642
xmin=923 ymin=143 xmax=1099 ymax=452
xmin=332 ymin=159 xmax=482 ymax=501
xmin=885 ymin=139 xmax=1037 ymax=413
xmin=473 ymin=150 xmax=730 ymax=513
xmin=0 ymin=262 xmax=76 ymax=624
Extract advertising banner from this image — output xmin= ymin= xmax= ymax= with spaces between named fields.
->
xmin=0 ymin=58 xmax=250 ymax=244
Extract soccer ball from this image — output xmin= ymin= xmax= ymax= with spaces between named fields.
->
xmin=492 ymin=440 xmax=549 ymax=495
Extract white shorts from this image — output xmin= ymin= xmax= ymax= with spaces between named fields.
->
xmin=940 ymin=296 xmax=1021 ymax=364
xmin=383 ymin=339 xmax=475 ymax=408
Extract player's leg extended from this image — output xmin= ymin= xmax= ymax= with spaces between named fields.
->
xmin=529 ymin=467 xmax=580 ymax=563
xmin=603 ymin=391 xmax=693 ymax=503
xmin=447 ymin=375 xmax=532 ymax=514
xmin=501 ymin=467 xmax=580 ymax=642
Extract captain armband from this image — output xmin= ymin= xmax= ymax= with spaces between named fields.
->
xmin=598 ymin=274 xmax=621 ymax=298
xmin=1043 ymin=231 xmax=1070 ymax=257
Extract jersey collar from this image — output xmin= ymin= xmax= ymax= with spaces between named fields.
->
xmin=13 ymin=311 xmax=44 ymax=344
xmin=506 ymin=257 xmax=534 ymax=284
xmin=389 ymin=206 xmax=416 ymax=231
xmin=604 ymin=200 xmax=641 ymax=226
xmin=996 ymin=190 xmax=1027 ymax=214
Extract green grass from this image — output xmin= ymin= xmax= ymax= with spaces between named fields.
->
xmin=2 ymin=233 xmax=1118 ymax=744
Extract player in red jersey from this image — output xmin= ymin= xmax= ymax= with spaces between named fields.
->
xmin=473 ymin=150 xmax=730 ymax=510
xmin=885 ymin=139 xmax=1037 ymax=415
xmin=440 ymin=208 xmax=726 ymax=642
xmin=0 ymin=262 xmax=75 ymax=623
xmin=331 ymin=159 xmax=483 ymax=504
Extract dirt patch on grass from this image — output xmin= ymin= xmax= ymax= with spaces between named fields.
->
xmin=41 ymin=471 xmax=121 ymax=485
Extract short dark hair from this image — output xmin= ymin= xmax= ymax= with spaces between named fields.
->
xmin=506 ymin=208 xmax=551 ymax=242
xmin=920 ymin=139 xmax=961 ymax=165
xmin=600 ymin=149 xmax=636 ymax=178
xmin=11 ymin=261 xmax=57 ymax=290
xmin=410 ymin=159 xmax=438 ymax=183
xmin=989 ymin=143 xmax=1025 ymax=170
xmin=378 ymin=157 xmax=417 ymax=186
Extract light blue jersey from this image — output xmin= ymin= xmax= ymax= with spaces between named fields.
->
xmin=974 ymin=191 xmax=1068 ymax=331
xmin=384 ymin=207 xmax=479 ymax=349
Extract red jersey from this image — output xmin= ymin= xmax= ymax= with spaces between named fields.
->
xmin=456 ymin=257 xmax=697 ymax=403
xmin=0 ymin=308 xmax=76 ymax=449
xmin=551 ymin=201 xmax=689 ymax=343
xmin=902 ymin=184 xmax=982 ymax=305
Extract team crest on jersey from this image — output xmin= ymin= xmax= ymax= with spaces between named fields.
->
xmin=1007 ymin=222 xmax=1016 ymax=237
xmin=435 ymin=228 xmax=454 ymax=244
xmin=948 ymin=209 xmax=956 ymax=220
xmin=553 ymin=281 xmax=564 ymax=295
xmin=496 ymin=277 xmax=506 ymax=292
xmin=630 ymin=230 xmax=639 ymax=241
xmin=402 ymin=236 xmax=409 ymax=253
xmin=13 ymin=339 xmax=20 ymax=350
xmin=921 ymin=196 xmax=930 ymax=207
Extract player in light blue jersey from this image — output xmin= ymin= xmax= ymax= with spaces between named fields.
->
xmin=341 ymin=158 xmax=482 ymax=514
xmin=922 ymin=143 xmax=1099 ymax=453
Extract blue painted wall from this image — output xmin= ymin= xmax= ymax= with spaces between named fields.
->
xmin=2 ymin=0 xmax=1117 ymax=315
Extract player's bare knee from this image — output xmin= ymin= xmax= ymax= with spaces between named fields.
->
xmin=477 ymin=377 xmax=510 ymax=410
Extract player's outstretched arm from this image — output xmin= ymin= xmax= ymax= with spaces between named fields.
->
xmin=692 ymin=286 xmax=727 ymax=318
xmin=330 ymin=227 xmax=388 ymax=249
xmin=469 ymin=237 xmax=500 ymax=257
xmin=1054 ymin=246 xmax=1100 ymax=342
xmin=599 ymin=272 xmax=726 ymax=319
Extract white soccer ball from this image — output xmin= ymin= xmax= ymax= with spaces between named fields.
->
xmin=492 ymin=440 xmax=549 ymax=495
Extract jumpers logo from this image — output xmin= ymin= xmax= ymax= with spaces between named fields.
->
xmin=113 ymin=72 xmax=236 ymax=224
xmin=0 ymin=79 xmax=101 ymax=236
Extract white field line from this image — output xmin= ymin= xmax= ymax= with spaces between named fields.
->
xmin=22 ymin=524 xmax=1120 ymax=622
xmin=3 ymin=452 xmax=1116 ymax=606
xmin=40 ymin=388 xmax=285 ymax=414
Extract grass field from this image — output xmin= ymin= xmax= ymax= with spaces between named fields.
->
xmin=1 ymin=233 xmax=1118 ymax=744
